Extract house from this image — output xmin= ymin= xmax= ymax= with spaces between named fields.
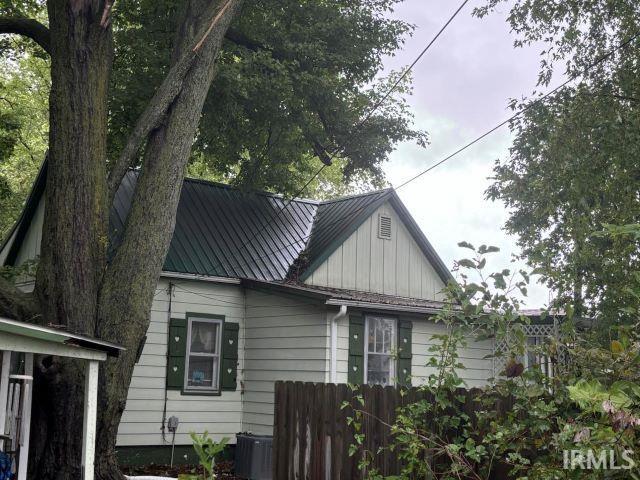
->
xmin=0 ymin=166 xmax=500 ymax=462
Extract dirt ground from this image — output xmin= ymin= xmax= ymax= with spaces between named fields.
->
xmin=120 ymin=460 xmax=241 ymax=478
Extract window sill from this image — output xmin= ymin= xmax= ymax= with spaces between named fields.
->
xmin=180 ymin=389 xmax=222 ymax=397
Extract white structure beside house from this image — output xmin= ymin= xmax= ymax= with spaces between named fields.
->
xmin=0 ymin=166 xmax=498 ymax=461
xmin=0 ymin=317 xmax=123 ymax=480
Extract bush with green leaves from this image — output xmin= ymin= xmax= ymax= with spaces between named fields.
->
xmin=350 ymin=233 xmax=640 ymax=479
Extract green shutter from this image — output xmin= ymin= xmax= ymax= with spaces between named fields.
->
xmin=167 ymin=318 xmax=187 ymax=390
xmin=221 ymin=322 xmax=239 ymax=391
xmin=397 ymin=319 xmax=413 ymax=386
xmin=348 ymin=314 xmax=365 ymax=384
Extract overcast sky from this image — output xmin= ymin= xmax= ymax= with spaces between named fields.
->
xmin=382 ymin=1 xmax=551 ymax=307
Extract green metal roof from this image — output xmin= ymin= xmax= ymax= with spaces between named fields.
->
xmin=111 ymin=171 xmax=318 ymax=281
xmin=3 ymin=165 xmax=453 ymax=284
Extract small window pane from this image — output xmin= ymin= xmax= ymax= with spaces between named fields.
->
xmin=368 ymin=318 xmax=394 ymax=354
xmin=367 ymin=355 xmax=392 ymax=386
xmin=187 ymin=356 xmax=218 ymax=388
xmin=190 ymin=321 xmax=219 ymax=354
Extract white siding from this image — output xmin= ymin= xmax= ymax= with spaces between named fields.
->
xmin=411 ymin=319 xmax=494 ymax=388
xmin=14 ymin=198 xmax=44 ymax=267
xmin=0 ymin=198 xmax=44 ymax=269
xmin=334 ymin=313 xmax=494 ymax=388
xmin=117 ymin=279 xmax=245 ymax=446
xmin=307 ymin=202 xmax=446 ymax=301
xmin=0 ymin=227 xmax=18 ymax=266
xmin=243 ymin=289 xmax=329 ymax=435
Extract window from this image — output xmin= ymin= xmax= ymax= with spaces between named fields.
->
xmin=365 ymin=316 xmax=396 ymax=386
xmin=378 ymin=214 xmax=392 ymax=240
xmin=184 ymin=317 xmax=222 ymax=392
xmin=524 ymin=335 xmax=554 ymax=378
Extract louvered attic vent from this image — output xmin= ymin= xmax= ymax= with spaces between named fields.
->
xmin=378 ymin=214 xmax=392 ymax=240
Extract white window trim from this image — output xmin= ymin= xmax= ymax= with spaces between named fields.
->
xmin=364 ymin=315 xmax=397 ymax=386
xmin=184 ymin=316 xmax=223 ymax=392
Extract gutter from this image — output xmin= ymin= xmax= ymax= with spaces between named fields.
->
xmin=160 ymin=271 xmax=240 ymax=285
xmin=329 ymin=305 xmax=348 ymax=383
xmin=325 ymin=299 xmax=443 ymax=316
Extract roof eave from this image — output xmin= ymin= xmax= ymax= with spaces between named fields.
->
xmin=325 ymin=298 xmax=444 ymax=315
xmin=387 ymin=191 xmax=455 ymax=285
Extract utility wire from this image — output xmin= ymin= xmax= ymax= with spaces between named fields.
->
xmin=395 ymin=30 xmax=640 ymax=190
xmin=213 ymin=0 xmax=471 ymax=270
xmin=231 ymin=30 xmax=640 ymax=267
xmin=350 ymin=0 xmax=470 ymax=138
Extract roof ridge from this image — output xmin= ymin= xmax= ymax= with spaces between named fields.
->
xmin=318 ymin=187 xmax=393 ymax=205
xmin=180 ymin=175 xmax=320 ymax=205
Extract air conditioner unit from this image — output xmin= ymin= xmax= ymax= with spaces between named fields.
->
xmin=235 ymin=433 xmax=272 ymax=480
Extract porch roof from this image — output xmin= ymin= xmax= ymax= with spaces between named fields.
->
xmin=242 ymin=279 xmax=451 ymax=315
xmin=0 ymin=317 xmax=124 ymax=359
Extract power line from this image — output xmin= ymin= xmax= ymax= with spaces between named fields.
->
xmin=228 ymin=29 xmax=640 ymax=267
xmin=395 ymin=30 xmax=640 ymax=190
xmin=351 ymin=0 xmax=470 ymax=137
xmin=212 ymin=0 xmax=471 ymax=271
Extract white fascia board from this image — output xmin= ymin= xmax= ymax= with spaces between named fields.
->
xmin=0 ymin=331 xmax=107 ymax=362
xmin=160 ymin=271 xmax=241 ymax=284
xmin=325 ymin=299 xmax=442 ymax=316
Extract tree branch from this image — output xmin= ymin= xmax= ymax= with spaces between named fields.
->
xmin=106 ymin=52 xmax=196 ymax=198
xmin=224 ymin=28 xmax=286 ymax=61
xmin=0 ymin=276 xmax=41 ymax=321
xmin=0 ymin=17 xmax=50 ymax=54
xmin=107 ymin=0 xmax=236 ymax=200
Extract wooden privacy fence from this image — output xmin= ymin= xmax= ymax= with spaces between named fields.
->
xmin=272 ymin=381 xmax=509 ymax=480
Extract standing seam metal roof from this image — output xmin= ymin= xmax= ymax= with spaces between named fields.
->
xmin=108 ymin=171 xmax=454 ymax=283
xmin=5 ymin=165 xmax=452 ymax=285
xmin=110 ymin=172 xmax=319 ymax=281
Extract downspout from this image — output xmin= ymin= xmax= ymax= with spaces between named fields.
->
xmin=330 ymin=305 xmax=348 ymax=383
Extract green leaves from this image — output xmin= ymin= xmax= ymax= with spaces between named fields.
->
xmin=457 ymin=241 xmax=475 ymax=250
xmin=189 ymin=431 xmax=229 ymax=479
xmin=108 ymin=0 xmax=424 ymax=197
xmin=480 ymin=0 xmax=640 ymax=323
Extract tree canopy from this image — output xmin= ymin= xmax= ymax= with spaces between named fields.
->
xmin=0 ymin=0 xmax=427 ymax=239
xmin=477 ymin=0 xmax=640 ymax=320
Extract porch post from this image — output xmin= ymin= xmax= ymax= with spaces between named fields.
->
xmin=17 ymin=353 xmax=33 ymax=480
xmin=82 ymin=360 xmax=99 ymax=480
xmin=0 ymin=350 xmax=10 ymax=449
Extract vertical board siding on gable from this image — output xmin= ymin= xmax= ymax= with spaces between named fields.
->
xmin=0 ymin=198 xmax=45 ymax=269
xmin=333 ymin=314 xmax=494 ymax=388
xmin=0 ymin=227 xmax=18 ymax=266
xmin=116 ymin=279 xmax=245 ymax=447
xmin=243 ymin=289 xmax=329 ymax=435
xmin=14 ymin=198 xmax=45 ymax=267
xmin=307 ymin=202 xmax=446 ymax=301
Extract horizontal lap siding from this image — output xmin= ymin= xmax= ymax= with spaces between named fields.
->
xmin=412 ymin=320 xmax=494 ymax=387
xmin=242 ymin=289 xmax=329 ymax=435
xmin=117 ymin=279 xmax=245 ymax=447
xmin=307 ymin=202 xmax=446 ymax=301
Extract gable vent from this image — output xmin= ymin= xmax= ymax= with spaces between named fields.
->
xmin=378 ymin=214 xmax=392 ymax=240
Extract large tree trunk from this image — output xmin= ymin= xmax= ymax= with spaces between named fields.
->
xmin=16 ymin=0 xmax=242 ymax=479
xmin=94 ymin=1 xmax=240 ymax=475
xmin=30 ymin=0 xmax=112 ymax=478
